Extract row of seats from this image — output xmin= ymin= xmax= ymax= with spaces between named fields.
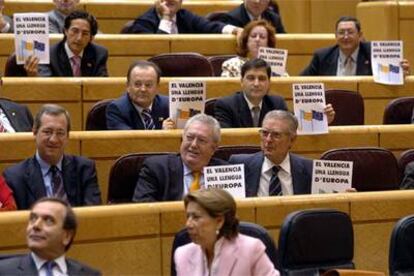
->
xmin=106 ymin=146 xmax=414 ymax=204
xmin=171 ymin=208 xmax=414 ymax=275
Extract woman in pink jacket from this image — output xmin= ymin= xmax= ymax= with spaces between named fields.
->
xmin=174 ymin=188 xmax=279 ymax=276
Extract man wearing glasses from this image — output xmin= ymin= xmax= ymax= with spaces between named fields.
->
xmin=301 ymin=16 xmax=410 ymax=76
xmin=214 ymin=58 xmax=335 ymax=128
xmin=25 ymin=10 xmax=108 ymax=77
xmin=2 ymin=104 xmax=102 ymax=210
xmin=230 ymin=110 xmax=312 ymax=196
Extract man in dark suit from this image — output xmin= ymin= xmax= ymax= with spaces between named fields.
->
xmin=126 ymin=0 xmax=241 ymax=34
xmin=0 ymin=74 xmax=33 ymax=132
xmin=218 ymin=0 xmax=286 ymax=34
xmin=214 ymin=58 xmax=335 ymax=128
xmin=24 ymin=10 xmax=108 ymax=77
xmin=301 ymin=16 xmax=410 ymax=76
xmin=2 ymin=104 xmax=102 ymax=210
xmin=106 ymin=60 xmax=173 ymax=130
xmin=230 ymin=110 xmax=312 ymax=196
xmin=0 ymin=197 xmax=101 ymax=275
xmin=132 ymin=114 xmax=227 ymax=202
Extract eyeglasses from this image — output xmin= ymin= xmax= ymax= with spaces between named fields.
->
xmin=184 ymin=134 xmax=211 ymax=146
xmin=259 ymin=129 xmax=289 ymax=140
xmin=40 ymin=128 xmax=67 ymax=139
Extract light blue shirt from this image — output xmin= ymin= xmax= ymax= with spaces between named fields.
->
xmin=35 ymin=152 xmax=63 ymax=196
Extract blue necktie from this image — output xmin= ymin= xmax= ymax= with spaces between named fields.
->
xmin=142 ymin=109 xmax=155 ymax=130
xmin=44 ymin=261 xmax=55 ymax=276
xmin=269 ymin=166 xmax=282 ymax=196
xmin=50 ymin=166 xmax=68 ymax=202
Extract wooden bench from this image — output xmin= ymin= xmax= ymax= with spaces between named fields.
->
xmin=0 ymin=190 xmax=413 ymax=274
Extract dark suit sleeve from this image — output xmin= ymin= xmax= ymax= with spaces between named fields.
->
xmin=300 ymin=52 xmax=321 ymax=76
xmin=401 ymin=162 xmax=414 ymax=189
xmin=185 ymin=12 xmax=225 ymax=33
xmin=106 ymin=101 xmax=134 ymax=130
xmin=21 ymin=105 xmax=34 ymax=132
xmin=79 ymin=159 xmax=102 ymax=205
xmin=132 ymin=158 xmax=162 ymax=202
xmin=214 ymin=98 xmax=236 ymax=128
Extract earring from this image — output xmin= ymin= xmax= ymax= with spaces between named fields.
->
xmin=216 ymin=229 xmax=219 ymax=235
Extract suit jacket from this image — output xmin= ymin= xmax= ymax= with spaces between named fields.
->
xmin=1 ymin=15 xmax=13 ymax=33
xmin=127 ymin=7 xmax=225 ymax=34
xmin=229 ymin=152 xmax=312 ymax=196
xmin=106 ymin=93 xmax=169 ymax=130
xmin=47 ymin=9 xmax=65 ymax=33
xmin=300 ymin=42 xmax=372 ymax=76
xmin=174 ymin=234 xmax=279 ymax=276
xmin=214 ymin=92 xmax=288 ymax=128
xmin=132 ymin=154 xmax=228 ymax=202
xmin=0 ymin=99 xmax=33 ymax=132
xmin=2 ymin=155 xmax=102 ymax=210
xmin=39 ymin=40 xmax=109 ymax=77
xmin=0 ymin=254 xmax=101 ymax=275
xmin=219 ymin=4 xmax=286 ymax=34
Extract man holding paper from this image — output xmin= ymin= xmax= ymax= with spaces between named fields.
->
xmin=214 ymin=58 xmax=335 ymax=128
xmin=132 ymin=114 xmax=227 ymax=202
xmin=106 ymin=60 xmax=174 ymax=130
xmin=301 ymin=16 xmax=410 ymax=76
xmin=229 ymin=110 xmax=312 ymax=196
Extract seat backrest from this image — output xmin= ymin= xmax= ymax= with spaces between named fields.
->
xmin=383 ymin=97 xmax=414 ymax=124
xmin=4 ymin=53 xmax=28 ymax=77
xmin=398 ymin=149 xmax=414 ymax=179
xmin=170 ymin=221 xmax=279 ymax=276
xmin=148 ymin=52 xmax=213 ymax=77
xmin=320 ymin=147 xmax=400 ymax=191
xmin=107 ymin=152 xmax=174 ymax=203
xmin=389 ymin=214 xmax=414 ymax=275
xmin=85 ymin=99 xmax=113 ymax=130
xmin=204 ymin=97 xmax=217 ymax=117
xmin=278 ymin=209 xmax=354 ymax=275
xmin=213 ymin=145 xmax=261 ymax=161
xmin=325 ymin=90 xmax=364 ymax=125
xmin=207 ymin=55 xmax=237 ymax=76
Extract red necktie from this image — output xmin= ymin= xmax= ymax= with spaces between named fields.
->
xmin=71 ymin=55 xmax=81 ymax=77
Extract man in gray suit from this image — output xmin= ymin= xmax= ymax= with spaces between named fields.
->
xmin=0 ymin=197 xmax=101 ymax=275
xmin=0 ymin=0 xmax=13 ymax=33
xmin=229 ymin=110 xmax=313 ymax=196
xmin=48 ymin=0 xmax=80 ymax=33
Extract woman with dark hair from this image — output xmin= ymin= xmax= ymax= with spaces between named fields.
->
xmin=221 ymin=19 xmax=286 ymax=77
xmin=174 ymin=188 xmax=279 ymax=276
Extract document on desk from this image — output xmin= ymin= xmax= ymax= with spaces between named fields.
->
xmin=371 ymin=41 xmax=403 ymax=85
xmin=14 ymin=13 xmax=49 ymax=65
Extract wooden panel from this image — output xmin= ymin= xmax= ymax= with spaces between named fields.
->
xmin=94 ymin=159 xmax=116 ymax=203
xmin=379 ymin=125 xmax=414 ymax=150
xmin=278 ymin=0 xmax=310 ymax=33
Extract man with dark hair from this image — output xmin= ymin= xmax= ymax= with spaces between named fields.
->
xmin=214 ymin=58 xmax=335 ymax=128
xmin=230 ymin=110 xmax=312 ymax=196
xmin=2 ymin=104 xmax=102 ymax=210
xmin=0 ymin=197 xmax=101 ymax=275
xmin=133 ymin=114 xmax=227 ymax=202
xmin=106 ymin=60 xmax=174 ymax=130
xmin=126 ymin=0 xmax=241 ymax=34
xmin=301 ymin=16 xmax=410 ymax=76
xmin=25 ymin=10 xmax=108 ymax=77
xmin=0 ymin=75 xmax=33 ymax=132
xmin=218 ymin=0 xmax=286 ymax=34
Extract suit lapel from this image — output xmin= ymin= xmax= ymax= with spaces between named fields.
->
xmin=356 ymin=43 xmax=371 ymax=75
xmin=57 ymin=43 xmax=73 ymax=76
xmin=0 ymin=100 xmax=20 ymax=131
xmin=126 ymin=95 xmax=145 ymax=129
xmin=17 ymin=254 xmax=38 ymax=274
xmin=62 ymin=155 xmax=77 ymax=205
xmin=237 ymin=93 xmax=254 ymax=127
xmin=27 ymin=158 xmax=48 ymax=201
xmin=169 ymin=155 xmax=184 ymax=200
xmin=325 ymin=47 xmax=339 ymax=75
xmin=290 ymin=154 xmax=308 ymax=194
xmin=217 ymin=238 xmax=238 ymax=275
xmin=81 ymin=44 xmax=96 ymax=76
xmin=151 ymin=95 xmax=165 ymax=129
xmin=245 ymin=152 xmax=263 ymax=197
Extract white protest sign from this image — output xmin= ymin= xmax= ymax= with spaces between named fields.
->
xmin=371 ymin=41 xmax=404 ymax=85
xmin=14 ymin=13 xmax=49 ymax=65
xmin=258 ymin=47 xmax=288 ymax=76
xmin=169 ymin=80 xmax=205 ymax=128
xmin=292 ymin=83 xmax=328 ymax=135
xmin=204 ymin=164 xmax=245 ymax=198
xmin=311 ymin=160 xmax=353 ymax=194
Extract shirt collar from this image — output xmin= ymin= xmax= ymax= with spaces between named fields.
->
xmin=31 ymin=252 xmax=68 ymax=274
xmin=339 ymin=46 xmax=359 ymax=64
xmin=156 ymin=12 xmax=177 ymax=22
xmin=245 ymin=6 xmax=262 ymax=21
xmin=243 ymin=93 xmax=263 ymax=111
xmin=262 ymin=153 xmax=291 ymax=175
xmin=64 ymin=41 xmax=83 ymax=59
xmin=132 ymin=101 xmax=153 ymax=115
xmin=35 ymin=151 xmax=63 ymax=177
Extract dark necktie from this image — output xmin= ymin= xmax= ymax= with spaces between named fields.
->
xmin=269 ymin=166 xmax=282 ymax=196
xmin=44 ymin=260 xmax=56 ymax=276
xmin=142 ymin=109 xmax=155 ymax=130
xmin=252 ymin=106 xmax=260 ymax=127
xmin=50 ymin=166 xmax=68 ymax=201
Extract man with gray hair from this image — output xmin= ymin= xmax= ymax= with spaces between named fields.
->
xmin=2 ymin=104 xmax=102 ymax=209
xmin=229 ymin=110 xmax=312 ymax=196
xmin=133 ymin=114 xmax=227 ymax=202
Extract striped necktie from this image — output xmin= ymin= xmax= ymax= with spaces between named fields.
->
xmin=142 ymin=109 xmax=155 ymax=129
xmin=50 ymin=166 xmax=68 ymax=201
xmin=269 ymin=166 xmax=282 ymax=196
